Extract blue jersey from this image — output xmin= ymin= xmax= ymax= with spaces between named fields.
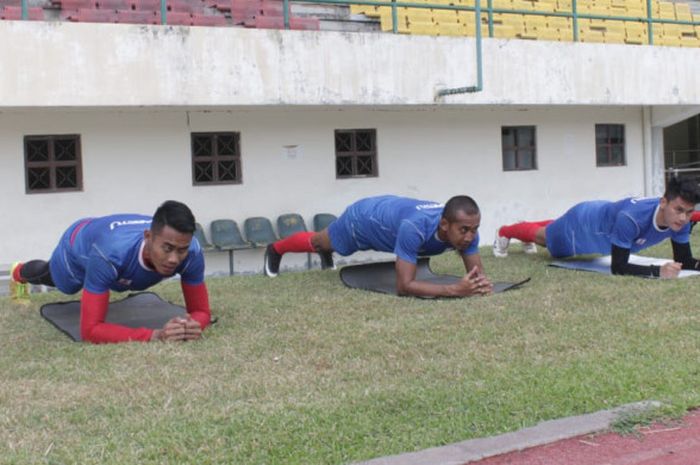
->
xmin=49 ymin=214 xmax=205 ymax=294
xmin=327 ymin=195 xmax=480 ymax=263
xmin=545 ymin=197 xmax=690 ymax=258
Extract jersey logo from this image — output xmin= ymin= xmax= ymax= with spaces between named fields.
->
xmin=110 ymin=219 xmax=152 ymax=230
xmin=118 ymin=278 xmax=133 ymax=286
xmin=635 ymin=238 xmax=647 ymax=245
xmin=415 ymin=203 xmax=443 ymax=211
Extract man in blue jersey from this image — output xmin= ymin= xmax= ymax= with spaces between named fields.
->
xmin=10 ymin=200 xmax=212 ymax=343
xmin=493 ymin=177 xmax=700 ymax=278
xmin=264 ymin=195 xmax=493 ymax=297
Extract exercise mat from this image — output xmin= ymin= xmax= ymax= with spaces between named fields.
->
xmin=550 ymin=254 xmax=700 ymax=278
xmin=40 ymin=291 xmax=187 ymax=341
xmin=339 ymin=257 xmax=530 ymax=298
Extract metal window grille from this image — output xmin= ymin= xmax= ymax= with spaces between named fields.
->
xmin=191 ymin=132 xmax=242 ymax=185
xmin=335 ymin=129 xmax=378 ymax=179
xmin=595 ymin=124 xmax=626 ymax=167
xmin=502 ymin=126 xmax=537 ymax=171
xmin=24 ymin=135 xmax=82 ymax=193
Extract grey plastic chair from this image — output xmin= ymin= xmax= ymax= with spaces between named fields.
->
xmin=244 ymin=216 xmax=278 ymax=247
xmin=210 ymin=219 xmax=252 ymax=275
xmin=277 ymin=213 xmax=308 ymax=238
xmin=194 ymin=222 xmax=215 ymax=252
xmin=313 ymin=213 xmax=337 ymax=232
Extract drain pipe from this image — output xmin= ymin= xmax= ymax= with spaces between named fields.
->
xmin=436 ymin=0 xmax=484 ymax=98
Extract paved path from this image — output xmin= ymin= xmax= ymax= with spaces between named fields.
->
xmin=469 ymin=409 xmax=700 ymax=465
xmin=353 ymin=402 xmax=700 ymax=465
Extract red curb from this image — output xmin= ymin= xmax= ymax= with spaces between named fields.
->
xmin=467 ymin=410 xmax=700 ymax=465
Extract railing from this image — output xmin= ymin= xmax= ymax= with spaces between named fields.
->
xmin=666 ymin=149 xmax=700 ymax=181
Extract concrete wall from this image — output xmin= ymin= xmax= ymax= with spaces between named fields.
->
xmin=1 ymin=106 xmax=646 ymax=275
xmin=1 ymin=21 xmax=700 ymax=107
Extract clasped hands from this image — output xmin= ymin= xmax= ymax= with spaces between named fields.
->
xmin=450 ymin=266 xmax=493 ymax=297
xmin=151 ymin=316 xmax=202 ymax=342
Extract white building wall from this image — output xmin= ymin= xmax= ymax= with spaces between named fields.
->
xmin=0 ymin=21 xmax=699 ymax=107
xmin=1 ymin=106 xmax=645 ymax=275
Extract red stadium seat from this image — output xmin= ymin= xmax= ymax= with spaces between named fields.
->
xmin=191 ymin=14 xmax=226 ymax=26
xmin=95 ymin=0 xmax=131 ymax=9
xmin=0 ymin=5 xmax=43 ymax=19
xmin=67 ymin=7 xmax=117 ymax=22
xmin=115 ymin=8 xmax=156 ymax=22
xmin=157 ymin=10 xmax=193 ymax=24
xmin=52 ymin=0 xmax=96 ymax=10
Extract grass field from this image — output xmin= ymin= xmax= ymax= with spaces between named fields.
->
xmin=1 ymin=238 xmax=699 ymax=465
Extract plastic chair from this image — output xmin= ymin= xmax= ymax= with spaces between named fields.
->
xmin=277 ymin=213 xmax=311 ymax=269
xmin=194 ymin=222 xmax=215 ymax=252
xmin=243 ymin=217 xmax=278 ymax=247
xmin=210 ymin=219 xmax=251 ymax=275
xmin=313 ymin=213 xmax=337 ymax=232
xmin=277 ymin=213 xmax=308 ymax=238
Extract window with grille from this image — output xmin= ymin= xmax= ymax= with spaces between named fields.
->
xmin=191 ymin=132 xmax=242 ymax=185
xmin=595 ymin=124 xmax=626 ymax=167
xmin=502 ymin=126 xmax=537 ymax=171
xmin=335 ymin=129 xmax=378 ymax=178
xmin=24 ymin=135 xmax=82 ymax=194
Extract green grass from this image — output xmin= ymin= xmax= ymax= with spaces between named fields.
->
xmin=1 ymin=237 xmax=700 ymax=465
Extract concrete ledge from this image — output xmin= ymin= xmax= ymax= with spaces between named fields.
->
xmin=352 ymin=400 xmax=662 ymax=465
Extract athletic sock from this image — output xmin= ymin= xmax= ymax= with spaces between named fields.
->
xmin=12 ymin=263 xmax=25 ymax=283
xmin=498 ymin=220 xmax=552 ymax=243
xmin=273 ymin=231 xmax=315 ymax=255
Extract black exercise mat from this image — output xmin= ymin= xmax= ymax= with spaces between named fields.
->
xmin=339 ymin=257 xmax=530 ymax=298
xmin=40 ymin=291 xmax=186 ymax=342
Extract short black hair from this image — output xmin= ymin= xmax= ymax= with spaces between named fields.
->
xmin=664 ymin=176 xmax=700 ymax=204
xmin=152 ymin=200 xmax=196 ymax=235
xmin=442 ymin=195 xmax=480 ymax=222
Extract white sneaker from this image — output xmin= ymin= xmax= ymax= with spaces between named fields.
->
xmin=493 ymin=232 xmax=510 ymax=258
xmin=522 ymin=242 xmax=538 ymax=254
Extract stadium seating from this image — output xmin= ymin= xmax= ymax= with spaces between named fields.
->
xmin=0 ymin=0 xmax=697 ymax=47
xmin=349 ymin=0 xmax=699 ymax=46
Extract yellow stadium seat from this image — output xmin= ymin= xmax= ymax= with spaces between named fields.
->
xmin=547 ymin=15 xmax=571 ymax=29
xmin=605 ymin=34 xmax=626 ymax=44
xmin=406 ymin=20 xmax=437 ymax=34
xmin=407 ymin=8 xmax=433 ymax=22
xmin=463 ymin=21 xmax=489 ymax=35
xmin=579 ymin=25 xmax=606 ymax=42
xmin=492 ymin=23 xmax=517 ymax=37
xmin=656 ymin=2 xmax=675 ymax=19
xmin=625 ymin=22 xmax=647 ymax=44
xmin=526 ymin=14 xmax=547 ymax=28
xmin=456 ymin=11 xmax=478 ymax=24
xmin=554 ymin=0 xmax=571 ymax=12
xmin=493 ymin=0 xmax=513 ymax=8
xmin=535 ymin=27 xmax=563 ymax=40
xmin=674 ymin=3 xmax=692 ymax=21
xmin=679 ymin=36 xmax=700 ymax=47
xmin=624 ymin=6 xmax=645 ymax=19
xmin=437 ymin=22 xmax=467 ymax=35
xmin=511 ymin=0 xmax=535 ymax=10
xmin=531 ymin=0 xmax=557 ymax=12
xmin=433 ymin=8 xmax=459 ymax=23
